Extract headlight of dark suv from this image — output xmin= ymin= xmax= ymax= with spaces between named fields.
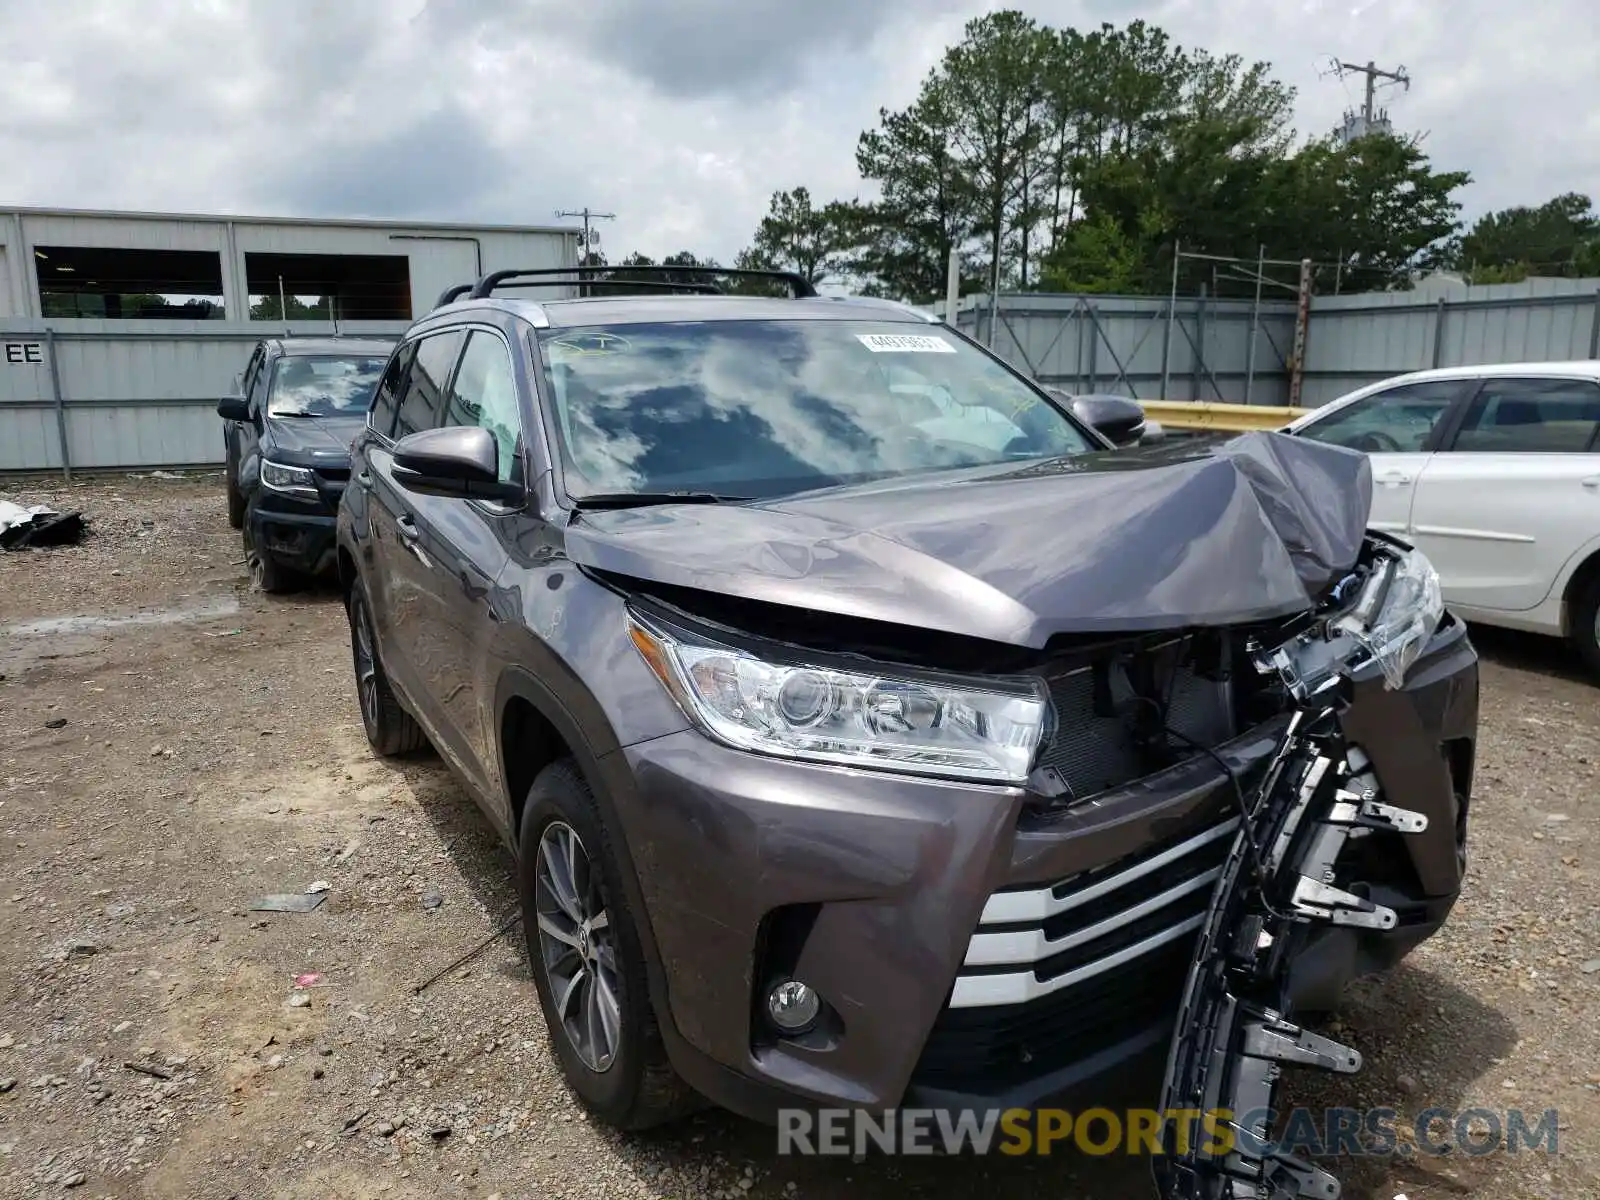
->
xmin=259 ymin=459 xmax=319 ymax=499
xmin=1256 ymin=543 xmax=1445 ymax=700
xmin=627 ymin=610 xmax=1050 ymax=785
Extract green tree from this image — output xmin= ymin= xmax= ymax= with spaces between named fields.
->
xmin=854 ymin=85 xmax=980 ymax=302
xmin=249 ymin=293 xmax=329 ymax=321
xmin=1040 ymin=210 xmax=1162 ymax=293
xmin=936 ymin=11 xmax=1051 ymax=293
xmin=744 ymin=12 xmax=1475 ymax=299
xmin=1281 ymin=134 xmax=1471 ymax=292
xmin=744 ymin=186 xmax=853 ymax=285
xmin=1434 ymin=192 xmax=1600 ymax=281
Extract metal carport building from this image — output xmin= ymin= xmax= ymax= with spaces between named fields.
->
xmin=0 ymin=207 xmax=579 ymax=472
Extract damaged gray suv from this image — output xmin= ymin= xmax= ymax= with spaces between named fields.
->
xmin=336 ymin=267 xmax=1478 ymax=1193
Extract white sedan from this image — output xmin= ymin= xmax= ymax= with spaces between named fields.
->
xmin=1287 ymin=361 xmax=1600 ymax=672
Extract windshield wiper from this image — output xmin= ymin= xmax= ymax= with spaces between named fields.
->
xmin=269 ymin=409 xmax=321 ymax=418
xmin=569 ymin=491 xmax=751 ymax=511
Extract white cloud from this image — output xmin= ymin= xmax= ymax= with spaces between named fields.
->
xmin=0 ymin=0 xmax=1594 ymax=264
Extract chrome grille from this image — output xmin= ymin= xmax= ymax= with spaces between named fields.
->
xmin=948 ymin=818 xmax=1237 ymax=1009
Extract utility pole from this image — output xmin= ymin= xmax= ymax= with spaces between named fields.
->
xmin=555 ymin=207 xmax=615 ymax=265
xmin=1329 ymin=59 xmax=1410 ymax=142
xmin=556 ymin=207 xmax=615 ymax=297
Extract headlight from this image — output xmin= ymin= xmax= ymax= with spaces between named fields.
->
xmin=1256 ymin=544 xmax=1444 ymax=699
xmin=1333 ymin=544 xmax=1444 ymax=690
xmin=260 ymin=459 xmax=318 ymax=497
xmin=627 ymin=612 xmax=1050 ymax=785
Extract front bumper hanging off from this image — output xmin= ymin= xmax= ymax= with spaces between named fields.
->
xmin=1154 ymin=692 xmax=1434 ymax=1199
xmin=1155 ymin=540 xmax=1452 ymax=1200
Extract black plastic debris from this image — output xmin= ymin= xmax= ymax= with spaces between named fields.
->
xmin=0 ymin=499 xmax=86 ymax=550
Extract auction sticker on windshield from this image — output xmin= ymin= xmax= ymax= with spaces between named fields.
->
xmin=856 ymin=334 xmax=956 ymax=353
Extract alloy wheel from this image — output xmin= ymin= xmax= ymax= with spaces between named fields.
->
xmin=351 ymin=594 xmax=379 ymax=730
xmin=534 ymin=821 xmax=621 ymax=1072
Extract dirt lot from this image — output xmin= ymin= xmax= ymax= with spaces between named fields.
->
xmin=1 ymin=474 xmax=1597 ymax=1200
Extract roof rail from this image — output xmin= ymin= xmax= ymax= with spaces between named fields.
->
xmin=494 ymin=278 xmax=723 ymax=296
xmin=431 ymin=277 xmax=717 ymax=310
xmin=466 ymin=264 xmax=819 ymax=300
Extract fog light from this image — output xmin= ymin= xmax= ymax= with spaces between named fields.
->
xmin=766 ymin=980 xmax=820 ymax=1033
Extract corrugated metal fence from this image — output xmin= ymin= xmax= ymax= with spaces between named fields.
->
xmin=953 ymin=292 xmax=1297 ymax=404
xmin=0 ymin=319 xmax=402 ymax=473
xmin=955 ymin=276 xmax=1600 ymax=408
xmin=1294 ymin=277 xmax=1600 ymax=407
xmin=7 ymin=278 xmax=1600 ymax=473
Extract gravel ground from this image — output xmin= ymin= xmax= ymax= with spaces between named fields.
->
xmin=0 ymin=474 xmax=1597 ymax=1200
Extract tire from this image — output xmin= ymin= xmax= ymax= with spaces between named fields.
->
xmin=243 ymin=522 xmax=298 ymax=595
xmin=225 ymin=464 xmax=246 ymax=529
xmin=519 ymin=759 xmax=697 ymax=1130
xmin=347 ymin=582 xmax=427 ymax=756
xmin=246 ymin=543 xmax=295 ymax=594
xmin=1572 ymin=573 xmax=1600 ymax=678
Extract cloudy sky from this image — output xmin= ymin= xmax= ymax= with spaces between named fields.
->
xmin=2 ymin=0 xmax=1595 ymax=262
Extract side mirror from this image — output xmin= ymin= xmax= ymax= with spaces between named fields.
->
xmin=1069 ymin=393 xmax=1147 ymax=447
xmin=392 ymin=426 xmax=524 ymax=504
xmin=216 ymin=394 xmax=250 ymax=422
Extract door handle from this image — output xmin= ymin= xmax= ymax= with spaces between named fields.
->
xmin=394 ymin=513 xmax=430 ymax=564
xmin=356 ymin=470 xmax=372 ymax=486
xmin=1376 ymin=471 xmax=1413 ymax=486
xmin=1582 ymin=476 xmax=1600 ymax=490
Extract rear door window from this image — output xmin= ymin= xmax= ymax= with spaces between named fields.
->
xmin=247 ymin=353 xmax=271 ymax=418
xmin=368 ymin=342 xmax=416 ymax=440
xmin=393 ymin=331 xmax=465 ymax=440
xmin=1298 ymin=380 xmax=1463 ymax=453
xmin=1447 ymin=377 xmax=1600 ymax=453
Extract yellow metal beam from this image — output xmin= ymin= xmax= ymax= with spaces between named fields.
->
xmin=1142 ymin=400 xmax=1310 ymax=433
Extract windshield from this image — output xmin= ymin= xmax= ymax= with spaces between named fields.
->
xmin=267 ymin=354 xmax=387 ymax=417
xmin=536 ymin=320 xmax=1096 ymax=499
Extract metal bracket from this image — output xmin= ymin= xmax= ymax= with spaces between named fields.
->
xmin=1326 ymin=790 xmax=1428 ymax=835
xmin=1241 ymin=1015 xmax=1362 ymax=1074
xmin=1259 ymin=1153 xmax=1342 ymax=1199
xmin=1289 ymin=877 xmax=1398 ymax=929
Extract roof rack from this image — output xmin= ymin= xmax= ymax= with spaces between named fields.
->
xmin=465 ymin=264 xmax=818 ymax=300
xmin=433 ymin=276 xmax=726 ymax=310
xmin=496 ymin=278 xmax=723 ymax=296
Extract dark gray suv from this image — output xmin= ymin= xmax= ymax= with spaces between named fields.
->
xmin=336 ymin=268 xmax=1478 ymax=1181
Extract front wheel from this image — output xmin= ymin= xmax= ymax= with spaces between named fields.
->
xmin=226 ymin=474 xmax=245 ymax=529
xmin=347 ymin=582 xmax=426 ymax=755
xmin=519 ymin=760 xmax=697 ymax=1130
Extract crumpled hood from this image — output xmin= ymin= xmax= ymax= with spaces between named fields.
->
xmin=262 ymin=415 xmax=363 ymax=466
xmin=564 ymin=431 xmax=1372 ymax=648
